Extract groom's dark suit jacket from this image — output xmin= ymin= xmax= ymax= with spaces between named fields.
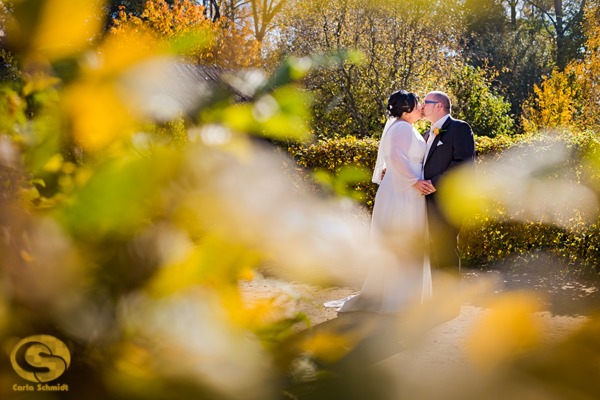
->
xmin=423 ymin=115 xmax=475 ymax=281
xmin=423 ymin=116 xmax=475 ymax=188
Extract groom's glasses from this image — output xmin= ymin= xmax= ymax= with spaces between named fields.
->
xmin=423 ymin=101 xmax=439 ymax=105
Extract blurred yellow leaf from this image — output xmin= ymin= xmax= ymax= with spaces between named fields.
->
xmin=32 ymin=0 xmax=105 ymax=61
xmin=215 ymin=87 xmax=311 ymax=143
xmin=63 ymin=81 xmax=132 ymax=151
xmin=301 ymin=333 xmax=354 ymax=364
xmin=43 ymin=153 xmax=63 ymax=172
xmin=20 ymin=250 xmax=35 ymax=262
xmin=23 ymin=74 xmax=61 ymax=96
xmin=145 ymin=234 xmax=261 ymax=298
xmin=20 ymin=186 xmax=40 ymax=203
xmin=466 ymin=292 xmax=543 ymax=371
xmin=90 ymin=29 xmax=157 ymax=78
xmin=30 ymin=178 xmax=46 ymax=187
xmin=60 ymin=153 xmax=181 ymax=235
xmin=438 ymin=164 xmax=485 ymax=227
xmin=62 ymin=162 xmax=76 ymax=174
xmin=243 ymin=298 xmax=289 ymax=328
xmin=74 ymin=167 xmax=93 ymax=186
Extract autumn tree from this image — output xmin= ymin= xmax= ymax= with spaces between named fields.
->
xmin=521 ymin=2 xmax=600 ymax=131
xmin=274 ymin=0 xmax=467 ymax=138
xmin=570 ymin=1 xmax=600 ymax=128
xmin=105 ymin=0 xmax=150 ymax=22
xmin=0 ymin=2 xmax=19 ymax=81
xmin=521 ymin=68 xmax=578 ymax=132
xmin=112 ymin=0 xmax=260 ymax=68
xmin=197 ymin=0 xmax=285 ymax=44
xmin=524 ymin=0 xmax=588 ymax=69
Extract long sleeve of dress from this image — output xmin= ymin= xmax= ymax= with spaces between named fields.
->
xmin=384 ymin=123 xmax=420 ymax=193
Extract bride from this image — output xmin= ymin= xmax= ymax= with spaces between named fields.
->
xmin=326 ymin=90 xmax=433 ymax=314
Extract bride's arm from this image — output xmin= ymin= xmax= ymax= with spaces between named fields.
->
xmin=387 ymin=124 xmax=427 ymax=193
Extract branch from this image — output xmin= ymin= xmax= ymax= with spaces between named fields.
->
xmin=252 ymin=0 xmax=287 ymax=41
xmin=523 ymin=0 xmax=557 ymax=30
xmin=564 ymin=0 xmax=587 ymax=32
xmin=340 ymin=65 xmax=368 ymax=137
xmin=539 ymin=13 xmax=557 ymax=40
xmin=268 ymin=0 xmax=287 ymax=19
xmin=261 ymin=0 xmax=269 ymax=35
xmin=250 ymin=0 xmax=260 ymax=38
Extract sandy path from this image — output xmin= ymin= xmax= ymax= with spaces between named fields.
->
xmin=372 ymin=305 xmax=589 ymax=399
xmin=239 ymin=279 xmax=355 ymax=327
xmin=239 ymin=267 xmax=597 ymax=331
xmin=239 ymin=266 xmax=597 ymax=395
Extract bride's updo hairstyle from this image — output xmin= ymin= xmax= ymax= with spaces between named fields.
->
xmin=387 ymin=90 xmax=419 ymax=118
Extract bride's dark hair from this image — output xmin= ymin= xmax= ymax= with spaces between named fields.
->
xmin=387 ymin=90 xmax=419 ymax=118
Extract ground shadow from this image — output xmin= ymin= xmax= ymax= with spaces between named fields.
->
xmin=281 ymin=308 xmax=459 ymax=399
xmin=463 ymin=255 xmax=600 ymax=316
xmin=287 ymin=305 xmax=459 ymax=373
xmin=313 ymin=312 xmax=404 ymax=373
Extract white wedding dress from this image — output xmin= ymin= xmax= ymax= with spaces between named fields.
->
xmin=326 ymin=119 xmax=432 ymax=314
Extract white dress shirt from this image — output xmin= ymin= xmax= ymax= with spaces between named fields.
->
xmin=424 ymin=113 xmax=450 ymax=165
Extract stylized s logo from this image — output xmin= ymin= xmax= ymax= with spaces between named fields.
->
xmin=10 ymin=335 xmax=71 ymax=382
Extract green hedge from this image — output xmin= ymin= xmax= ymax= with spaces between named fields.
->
xmin=463 ymin=130 xmax=600 ymax=273
xmin=287 ymin=132 xmax=533 ymax=209
xmin=288 ymin=136 xmax=380 ymax=208
xmin=288 ymin=130 xmax=600 ymax=274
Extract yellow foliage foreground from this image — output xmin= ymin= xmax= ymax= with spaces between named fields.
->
xmin=1 ymin=1 xmax=600 ymax=399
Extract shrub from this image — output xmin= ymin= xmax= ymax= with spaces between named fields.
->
xmin=460 ymin=218 xmax=600 ymax=275
xmin=521 ymin=69 xmax=580 ymax=133
xmin=288 ymin=131 xmax=533 ymax=211
xmin=447 ymin=64 xmax=515 ymax=138
xmin=288 ymin=136 xmax=380 ymax=208
xmin=461 ymin=129 xmax=600 ymax=273
xmin=289 ymin=129 xmax=600 ymax=275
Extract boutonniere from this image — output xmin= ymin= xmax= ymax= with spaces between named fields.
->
xmin=433 ymin=127 xmax=447 ymax=136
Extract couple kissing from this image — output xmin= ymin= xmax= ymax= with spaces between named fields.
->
xmin=325 ymin=90 xmax=476 ymax=316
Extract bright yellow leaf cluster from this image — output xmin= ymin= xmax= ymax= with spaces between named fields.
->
xmin=111 ymin=0 xmax=261 ymax=68
xmin=521 ymin=69 xmax=577 ymax=133
xmin=521 ymin=3 xmax=600 ymax=132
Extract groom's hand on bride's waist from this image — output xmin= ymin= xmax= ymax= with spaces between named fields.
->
xmin=413 ymin=179 xmax=436 ymax=195
xmin=424 ymin=179 xmax=436 ymax=195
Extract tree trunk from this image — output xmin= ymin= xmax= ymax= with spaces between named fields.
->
xmin=508 ymin=0 xmax=518 ymax=28
xmin=555 ymin=0 xmax=566 ymax=69
xmin=250 ymin=0 xmax=287 ymax=42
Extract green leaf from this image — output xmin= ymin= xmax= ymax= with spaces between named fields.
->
xmin=21 ymin=187 xmax=40 ymax=202
xmin=30 ymin=178 xmax=46 ymax=187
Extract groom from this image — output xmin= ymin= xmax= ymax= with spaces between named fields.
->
xmin=421 ymin=91 xmax=475 ymax=293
